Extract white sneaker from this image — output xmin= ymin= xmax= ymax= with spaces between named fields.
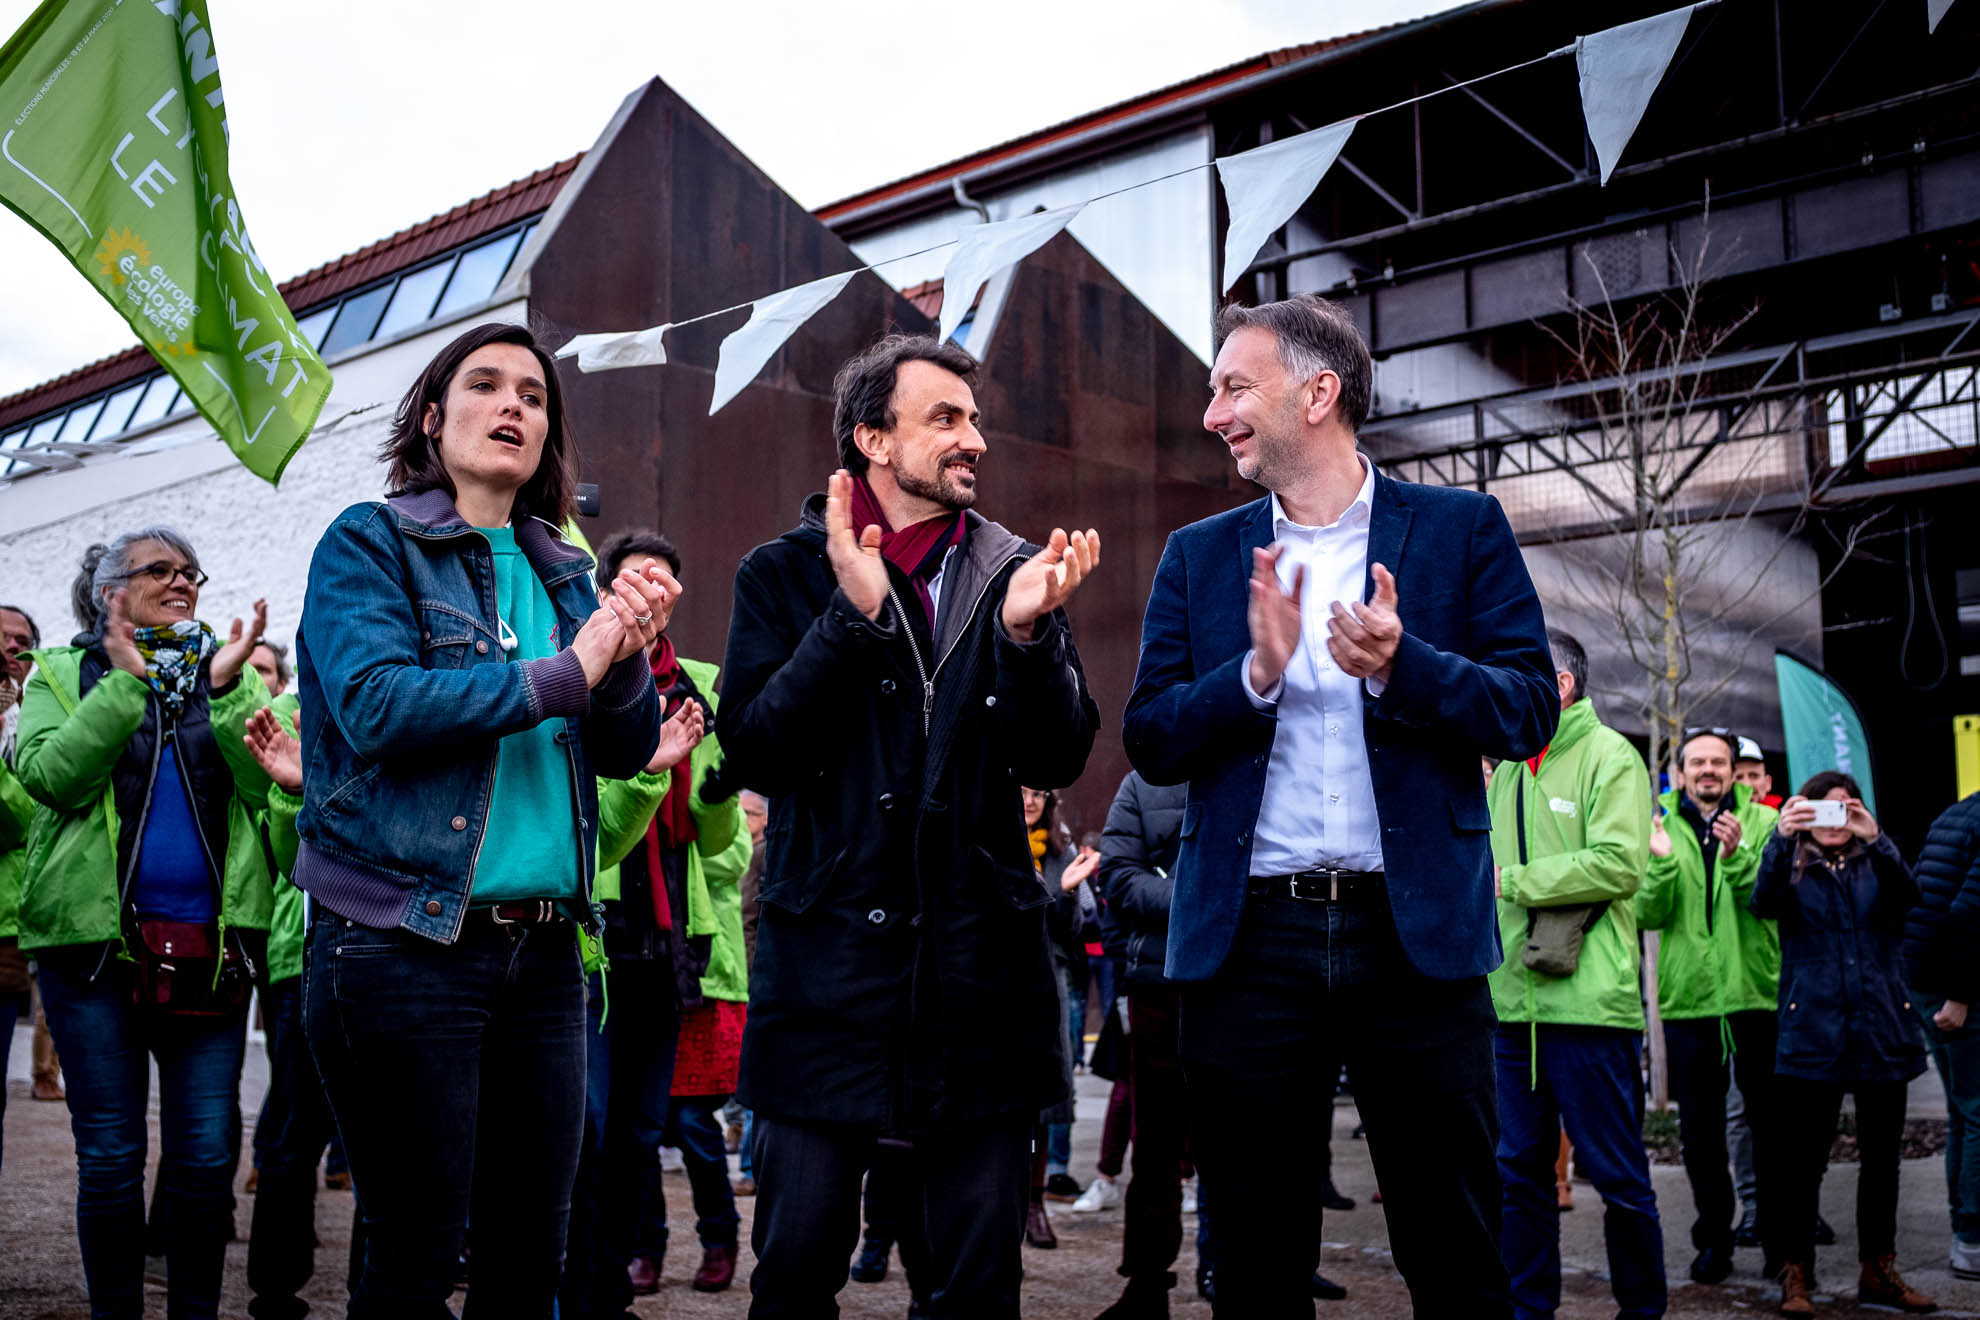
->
xmin=1951 ymin=1235 xmax=1980 ymax=1280
xmin=1182 ymin=1176 xmax=1199 ymax=1216
xmin=658 ymin=1145 xmax=686 ymax=1173
xmin=1070 ymin=1175 xmax=1119 ymax=1212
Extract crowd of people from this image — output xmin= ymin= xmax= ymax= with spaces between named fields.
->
xmin=1 ymin=297 xmax=1979 ymax=1320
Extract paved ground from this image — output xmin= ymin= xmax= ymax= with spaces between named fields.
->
xmin=7 ymin=1019 xmax=1980 ymax=1318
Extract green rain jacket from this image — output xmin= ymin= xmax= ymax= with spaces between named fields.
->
xmin=1636 ymin=779 xmax=1782 ymax=1019
xmin=15 ymin=645 xmax=275 ymax=954
xmin=586 ymin=656 xmax=752 ymax=1003
xmin=0 ymin=756 xmax=34 ymax=941
xmin=1489 ymin=698 xmax=1653 ymax=1029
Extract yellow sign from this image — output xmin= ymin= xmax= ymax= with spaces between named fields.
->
xmin=1957 ymin=715 xmax=1980 ymax=801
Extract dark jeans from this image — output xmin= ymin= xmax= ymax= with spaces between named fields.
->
xmin=304 ymin=907 xmax=586 ymax=1320
xmin=0 ymin=985 xmax=23 ymax=1174
xmin=1495 ymin=1024 xmax=1665 ymax=1320
xmin=1663 ymin=1011 xmax=1778 ymax=1254
xmin=248 ymin=977 xmax=342 ymax=1320
xmin=1770 ymin=1076 xmax=1907 ymax=1264
xmin=38 ymin=945 xmax=249 ymax=1320
xmin=749 ymin=1115 xmax=1030 ymax=1319
xmin=1179 ymin=887 xmax=1508 ymax=1319
xmin=649 ymin=1094 xmax=743 ymax=1251
xmin=1917 ymin=999 xmax=1980 ymax=1242
xmin=562 ymin=960 xmax=679 ymax=1319
xmin=1121 ymin=985 xmax=1188 ymax=1283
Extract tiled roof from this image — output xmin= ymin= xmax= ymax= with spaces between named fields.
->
xmin=900 ymin=278 xmax=944 ymax=320
xmin=814 ymin=26 xmax=1408 ymax=225
xmin=0 ymin=154 xmax=582 ymax=430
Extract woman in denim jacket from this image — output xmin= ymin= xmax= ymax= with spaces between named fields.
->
xmin=293 ymin=322 xmax=678 ymax=1315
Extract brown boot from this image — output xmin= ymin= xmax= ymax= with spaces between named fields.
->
xmin=1025 ymin=1200 xmax=1058 ymax=1249
xmin=1777 ymin=1261 xmax=1815 ymax=1317
xmin=691 ymin=1245 xmax=737 ymax=1292
xmin=1859 ymin=1254 xmax=1937 ymax=1313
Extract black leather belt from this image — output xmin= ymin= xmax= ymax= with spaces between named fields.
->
xmin=1247 ymin=870 xmax=1383 ymax=903
xmin=480 ymin=900 xmax=563 ymax=926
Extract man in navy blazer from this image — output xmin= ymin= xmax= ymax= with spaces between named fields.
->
xmin=1124 ymin=295 xmax=1556 ymax=1318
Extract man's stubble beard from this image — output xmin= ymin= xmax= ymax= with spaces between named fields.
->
xmin=895 ymin=454 xmax=979 ymax=513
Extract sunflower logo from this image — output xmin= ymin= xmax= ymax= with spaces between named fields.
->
xmin=94 ymin=228 xmax=152 ymax=285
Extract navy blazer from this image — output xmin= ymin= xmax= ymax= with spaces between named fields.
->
xmin=1123 ymin=469 xmax=1558 ymax=983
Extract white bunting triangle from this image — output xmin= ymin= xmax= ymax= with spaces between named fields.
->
xmin=557 ymin=323 xmax=671 ymax=373
xmin=708 ymin=271 xmax=859 ymax=415
xmin=1215 ymin=119 xmax=1357 ymax=294
xmin=1928 ymin=0 xmax=1954 ymax=32
xmin=938 ymin=206 xmax=1084 ymax=343
xmin=1577 ymin=5 xmax=1696 ymax=185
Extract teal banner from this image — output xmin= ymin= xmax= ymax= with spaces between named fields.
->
xmin=1774 ymin=650 xmax=1877 ymax=814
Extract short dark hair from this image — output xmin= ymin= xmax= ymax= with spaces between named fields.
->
xmin=0 ymin=603 xmax=40 ymax=647
xmin=252 ymin=639 xmax=290 ymax=688
xmin=1678 ymin=728 xmax=1739 ymax=764
xmin=832 ymin=334 xmax=978 ymax=475
xmin=1215 ymin=294 xmax=1373 ymax=432
xmin=381 ymin=322 xmax=577 ymax=527
xmin=1796 ymin=770 xmax=1863 ymax=803
xmin=1547 ymin=628 xmax=1587 ymax=705
xmin=595 ymin=528 xmax=680 ymax=592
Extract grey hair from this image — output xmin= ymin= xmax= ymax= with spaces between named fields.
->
xmin=1547 ymin=627 xmax=1587 ymax=706
xmin=1215 ymin=294 xmax=1374 ymax=431
xmin=71 ymin=526 xmax=202 ymax=631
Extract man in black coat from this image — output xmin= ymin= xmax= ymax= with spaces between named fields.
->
xmin=720 ymin=334 xmax=1103 ymax=1320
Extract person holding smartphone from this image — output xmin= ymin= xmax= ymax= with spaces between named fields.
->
xmin=1751 ymin=773 xmax=1933 ymax=1316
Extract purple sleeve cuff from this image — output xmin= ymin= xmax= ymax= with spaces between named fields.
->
xmin=522 ymin=650 xmax=593 ymax=720
xmin=591 ymin=652 xmax=656 ymax=714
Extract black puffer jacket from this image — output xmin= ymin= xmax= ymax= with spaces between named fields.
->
xmin=1753 ymin=829 xmax=1925 ymax=1084
xmin=721 ymin=495 xmax=1099 ymax=1133
xmin=1902 ymin=792 xmax=1980 ymax=1003
xmin=1096 ymin=770 xmax=1185 ymax=986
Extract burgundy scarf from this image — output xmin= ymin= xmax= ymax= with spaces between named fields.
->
xmin=642 ymin=637 xmax=699 ymax=931
xmin=849 ymin=476 xmax=967 ymax=625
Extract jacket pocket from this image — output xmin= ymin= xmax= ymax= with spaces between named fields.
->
xmin=759 ymin=846 xmax=845 ymax=917
xmin=417 ymin=602 xmax=483 ymax=671
xmin=975 ymin=846 xmax=1053 ymax=911
xmin=1450 ymin=797 xmax=1490 ymax=833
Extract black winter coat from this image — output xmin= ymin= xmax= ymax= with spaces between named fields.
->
xmin=1902 ymin=792 xmax=1980 ymax=1004
xmin=1752 ymin=830 xmax=1926 ymax=1084
xmin=1095 ymin=771 xmax=1185 ymax=986
xmin=721 ymin=495 xmax=1100 ymax=1133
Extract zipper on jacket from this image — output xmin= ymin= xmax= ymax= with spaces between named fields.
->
xmin=887 ymin=585 xmax=935 ymax=737
xmin=94 ymin=700 xmax=166 ymax=985
xmin=171 ymin=724 xmax=253 ymax=986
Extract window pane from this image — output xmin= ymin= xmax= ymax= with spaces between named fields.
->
xmin=90 ymin=380 xmax=150 ymax=439
xmin=434 ymin=230 xmax=524 ymax=317
xmin=0 ymin=428 xmax=25 ymax=476
xmin=58 ymin=398 xmax=107 ymax=444
xmin=126 ymin=376 xmax=177 ymax=431
xmin=294 ymin=305 xmax=336 ymax=350
xmin=319 ymin=284 xmax=393 ymax=357
xmin=374 ymin=259 xmax=457 ymax=340
xmin=25 ymin=414 xmax=65 ymax=447
xmin=169 ymin=387 xmax=195 ymax=414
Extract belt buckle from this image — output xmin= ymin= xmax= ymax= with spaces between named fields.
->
xmin=489 ymin=900 xmax=553 ymax=926
xmin=1288 ymin=870 xmax=1341 ymax=902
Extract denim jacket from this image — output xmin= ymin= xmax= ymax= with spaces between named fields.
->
xmin=293 ymin=488 xmax=661 ymax=941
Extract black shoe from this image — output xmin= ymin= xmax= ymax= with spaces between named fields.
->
xmin=1195 ymin=1264 xmax=1215 ymax=1303
xmin=1313 ymin=1271 xmax=1347 ymax=1300
xmin=1095 ymin=1274 xmax=1174 ymax=1318
xmin=1734 ymin=1205 xmax=1760 ymax=1248
xmin=1044 ymin=1173 xmax=1082 ymax=1200
xmin=1690 ymin=1244 xmax=1733 ymax=1284
xmin=1318 ymin=1181 xmax=1355 ymax=1213
xmin=850 ymin=1239 xmax=890 ymax=1284
xmin=1812 ymin=1214 xmax=1837 ymax=1246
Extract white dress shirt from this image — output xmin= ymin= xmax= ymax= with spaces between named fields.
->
xmin=1240 ymin=457 xmax=1386 ymax=875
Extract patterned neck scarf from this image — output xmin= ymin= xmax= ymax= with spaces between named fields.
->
xmin=128 ymin=619 xmax=215 ymax=721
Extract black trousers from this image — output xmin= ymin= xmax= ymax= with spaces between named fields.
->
xmin=1664 ymin=1011 xmax=1779 ymax=1254
xmin=1180 ymin=886 xmax=1508 ymax=1319
xmin=1769 ymin=1076 xmax=1908 ymax=1265
xmin=247 ymin=978 xmax=342 ymax=1320
xmin=748 ymin=1115 xmax=1030 ymax=1320
xmin=1121 ymin=985 xmax=1188 ymax=1283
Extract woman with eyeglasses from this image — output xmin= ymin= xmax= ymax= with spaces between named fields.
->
xmin=14 ymin=527 xmax=278 ymax=1320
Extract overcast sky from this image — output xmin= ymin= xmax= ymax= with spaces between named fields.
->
xmin=0 ymin=0 xmax=1457 ymax=400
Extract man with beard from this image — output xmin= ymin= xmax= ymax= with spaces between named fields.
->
xmin=1637 ymin=728 xmax=1782 ymax=1284
xmin=720 ymin=334 xmax=1102 ymax=1319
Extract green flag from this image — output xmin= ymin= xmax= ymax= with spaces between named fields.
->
xmin=1774 ymin=650 xmax=1877 ymax=814
xmin=0 ymin=0 xmax=328 ymax=484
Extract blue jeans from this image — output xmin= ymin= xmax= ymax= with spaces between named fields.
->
xmin=1918 ymin=997 xmax=1980 ymax=1242
xmin=304 ymin=908 xmax=586 ymax=1319
xmin=38 ymin=944 xmax=248 ymax=1320
xmin=561 ymin=960 xmax=679 ymax=1318
xmin=652 ymin=1095 xmax=742 ymax=1251
xmin=1495 ymin=1024 xmax=1665 ymax=1320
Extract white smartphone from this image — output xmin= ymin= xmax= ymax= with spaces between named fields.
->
xmin=1808 ymin=799 xmax=1848 ymax=828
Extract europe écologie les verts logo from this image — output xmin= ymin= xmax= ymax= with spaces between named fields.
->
xmin=93 ymin=226 xmax=198 ymax=355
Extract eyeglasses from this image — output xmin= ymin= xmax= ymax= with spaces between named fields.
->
xmin=116 ymin=561 xmax=209 ymax=589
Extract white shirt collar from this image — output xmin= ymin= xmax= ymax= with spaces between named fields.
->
xmin=1270 ymin=453 xmax=1375 ymax=535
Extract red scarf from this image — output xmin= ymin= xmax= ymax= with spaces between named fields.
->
xmin=642 ymin=637 xmax=699 ymax=931
xmin=849 ymin=476 xmax=967 ymax=625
